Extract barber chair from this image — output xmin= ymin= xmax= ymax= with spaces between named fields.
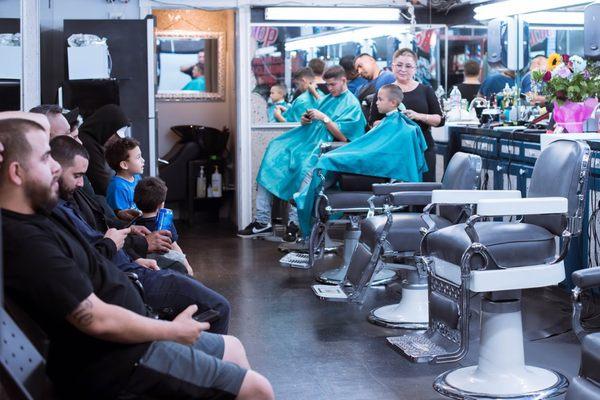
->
xmin=388 ymin=139 xmax=589 ymax=399
xmin=566 ymin=268 xmax=600 ymax=399
xmin=312 ymin=152 xmax=484 ymax=331
xmin=292 ymin=142 xmax=394 ymax=285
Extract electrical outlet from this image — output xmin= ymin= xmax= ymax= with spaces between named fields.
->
xmin=109 ymin=12 xmax=123 ymax=19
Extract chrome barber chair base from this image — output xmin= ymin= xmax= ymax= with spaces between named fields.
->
xmin=316 ymin=267 xmax=397 ymax=286
xmin=368 ymin=284 xmax=428 ymax=329
xmin=434 ymin=367 xmax=568 ymax=399
xmin=279 ymin=236 xmax=342 ymax=254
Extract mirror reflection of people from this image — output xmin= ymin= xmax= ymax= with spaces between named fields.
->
xmin=267 ymin=84 xmax=290 ymax=123
xmin=180 ymin=50 xmax=205 ymax=78
xmin=238 ymin=66 xmax=366 ymax=241
xmin=457 ymin=59 xmax=481 ymax=103
xmin=275 ymin=68 xmax=323 ymax=123
xmin=182 ymin=64 xmax=206 ymax=92
xmin=354 ymin=53 xmax=396 ymax=120
xmin=339 ymin=54 xmax=368 ymax=96
xmin=291 ymin=58 xmax=330 ymax=101
xmin=479 ymin=67 xmax=515 ymax=98
xmin=521 ymin=55 xmax=547 ymax=105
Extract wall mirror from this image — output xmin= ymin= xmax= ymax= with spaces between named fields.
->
xmin=155 ymin=30 xmax=225 ymax=102
xmin=249 ymin=23 xmax=446 ymax=126
xmin=0 ymin=0 xmax=21 ymax=111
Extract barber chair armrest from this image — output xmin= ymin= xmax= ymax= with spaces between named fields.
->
xmin=476 ymin=197 xmax=568 ymax=217
xmin=387 ymin=191 xmax=433 ymax=207
xmin=320 ymin=142 xmax=347 ymax=154
xmin=431 ymin=189 xmax=521 ymax=205
xmin=372 ymin=182 xmax=442 ymax=196
xmin=573 ymin=267 xmax=600 ymax=291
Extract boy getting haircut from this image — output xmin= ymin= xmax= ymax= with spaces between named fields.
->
xmin=380 ymin=84 xmax=404 ymax=106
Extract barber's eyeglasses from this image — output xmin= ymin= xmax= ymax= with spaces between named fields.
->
xmin=393 ymin=63 xmax=415 ymax=70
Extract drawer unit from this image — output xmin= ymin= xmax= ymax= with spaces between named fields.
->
xmin=522 ymin=142 xmax=541 ymax=164
xmin=460 ymin=134 xmax=498 ymax=158
xmin=499 ymin=139 xmax=521 ymax=161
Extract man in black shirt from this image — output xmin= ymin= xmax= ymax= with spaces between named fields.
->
xmin=0 ymin=114 xmax=274 ymax=400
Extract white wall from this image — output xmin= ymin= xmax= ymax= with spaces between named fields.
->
xmin=0 ymin=0 xmax=20 ymax=18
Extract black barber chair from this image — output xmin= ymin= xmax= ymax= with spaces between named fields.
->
xmin=159 ymin=125 xmax=229 ymax=204
xmin=294 ymin=143 xmax=392 ymax=285
xmin=389 ymin=139 xmax=590 ymax=399
xmin=567 ymin=268 xmax=600 ymax=399
xmin=312 ymin=152 xmax=484 ymax=331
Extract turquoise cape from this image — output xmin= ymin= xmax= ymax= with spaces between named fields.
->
xmin=182 ymin=76 xmax=206 ymax=91
xmin=282 ymin=89 xmax=323 ymax=122
xmin=267 ymin=100 xmax=291 ymax=122
xmin=294 ymin=111 xmax=429 ymax=236
xmin=256 ymin=90 xmax=366 ymax=201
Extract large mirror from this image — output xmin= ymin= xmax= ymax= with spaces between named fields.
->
xmin=156 ymin=30 xmax=225 ymax=102
xmin=0 ymin=0 xmax=21 ymax=111
xmin=249 ymin=24 xmax=446 ymax=125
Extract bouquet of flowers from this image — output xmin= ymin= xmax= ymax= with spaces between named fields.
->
xmin=533 ymin=53 xmax=600 ymax=132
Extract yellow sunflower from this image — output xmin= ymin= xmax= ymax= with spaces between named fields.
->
xmin=547 ymin=53 xmax=562 ymax=72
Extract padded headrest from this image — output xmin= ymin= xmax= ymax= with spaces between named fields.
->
xmin=524 ymin=140 xmax=590 ymax=235
xmin=441 ymin=152 xmax=482 ymax=190
xmin=439 ymin=152 xmax=482 ymax=224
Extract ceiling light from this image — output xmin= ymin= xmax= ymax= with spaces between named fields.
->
xmin=474 ymin=0 xmax=592 ymax=21
xmin=284 ymin=26 xmax=410 ymax=52
xmin=264 ymin=7 xmax=401 ymax=22
xmin=521 ymin=11 xmax=584 ymax=25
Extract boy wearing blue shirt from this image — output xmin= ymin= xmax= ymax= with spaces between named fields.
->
xmin=134 ymin=177 xmax=194 ymax=276
xmin=105 ymin=137 xmax=144 ymax=213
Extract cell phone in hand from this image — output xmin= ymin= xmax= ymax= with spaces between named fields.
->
xmin=193 ymin=309 xmax=220 ymax=323
xmin=303 ymin=111 xmax=311 ymax=119
xmin=125 ymin=215 xmax=142 ymax=228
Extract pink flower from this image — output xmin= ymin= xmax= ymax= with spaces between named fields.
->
xmin=555 ymin=65 xmax=572 ymax=79
xmin=584 ymin=70 xmax=591 ymax=79
xmin=543 ymin=71 xmax=552 ymax=82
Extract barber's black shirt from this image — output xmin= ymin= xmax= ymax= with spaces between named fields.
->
xmin=2 ymin=209 xmax=150 ymax=399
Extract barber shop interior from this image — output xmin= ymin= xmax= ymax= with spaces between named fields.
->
xmin=5 ymin=0 xmax=600 ymax=399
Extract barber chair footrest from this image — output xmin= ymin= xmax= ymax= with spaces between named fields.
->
xmin=433 ymin=366 xmax=568 ymax=399
xmin=316 ymin=266 xmax=397 ymax=286
xmin=387 ymin=332 xmax=452 ymax=363
xmin=311 ymin=284 xmax=349 ymax=301
xmin=279 ymin=252 xmax=311 ymax=269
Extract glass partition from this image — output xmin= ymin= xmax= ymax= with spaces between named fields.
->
xmin=249 ymin=23 xmax=446 ymax=126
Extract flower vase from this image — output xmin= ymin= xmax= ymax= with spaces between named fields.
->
xmin=553 ymin=98 xmax=598 ymax=133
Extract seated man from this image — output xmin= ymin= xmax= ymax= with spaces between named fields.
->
xmin=238 ymin=65 xmax=366 ymax=241
xmin=273 ymin=67 xmax=323 ymax=123
xmin=50 ymin=135 xmax=231 ymax=334
xmin=30 ymin=104 xmax=82 ymax=143
xmin=294 ymin=84 xmax=428 ymax=237
xmin=0 ymin=115 xmax=274 ymax=400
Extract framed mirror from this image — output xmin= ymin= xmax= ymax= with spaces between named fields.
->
xmin=155 ymin=30 xmax=225 ymax=102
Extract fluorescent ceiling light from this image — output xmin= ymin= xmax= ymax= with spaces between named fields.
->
xmin=284 ymin=26 xmax=410 ymax=52
xmin=264 ymin=7 xmax=400 ymax=22
xmin=521 ymin=11 xmax=584 ymax=25
xmin=474 ymin=0 xmax=591 ymax=21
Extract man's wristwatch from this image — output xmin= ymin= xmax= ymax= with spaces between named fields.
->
xmin=323 ymin=116 xmax=331 ymax=124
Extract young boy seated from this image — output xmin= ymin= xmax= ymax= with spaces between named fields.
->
xmin=134 ymin=177 xmax=194 ymax=276
xmin=105 ymin=137 xmax=144 ymax=216
xmin=267 ymin=83 xmax=290 ymax=122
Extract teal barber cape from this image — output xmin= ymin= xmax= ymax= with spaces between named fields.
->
xmin=256 ymin=90 xmax=366 ymax=201
xmin=294 ymin=111 xmax=429 ymax=236
xmin=282 ymin=89 xmax=323 ymax=122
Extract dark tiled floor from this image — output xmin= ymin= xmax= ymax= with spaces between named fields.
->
xmin=180 ymin=222 xmax=581 ymax=400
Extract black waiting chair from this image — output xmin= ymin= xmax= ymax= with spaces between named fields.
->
xmin=388 ymin=139 xmax=590 ymax=399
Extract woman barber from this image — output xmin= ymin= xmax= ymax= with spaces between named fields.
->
xmin=369 ymin=48 xmax=444 ymax=182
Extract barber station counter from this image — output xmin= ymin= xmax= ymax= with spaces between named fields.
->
xmin=437 ymin=126 xmax=600 ymax=288
xmin=251 ymin=123 xmax=298 ymax=213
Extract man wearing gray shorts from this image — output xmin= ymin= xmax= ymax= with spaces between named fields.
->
xmin=0 ymin=114 xmax=274 ymax=400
